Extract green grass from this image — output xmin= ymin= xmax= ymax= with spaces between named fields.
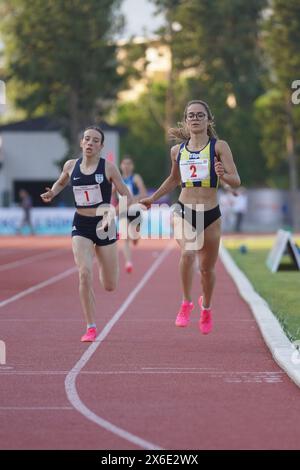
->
xmin=228 ymin=248 xmax=300 ymax=342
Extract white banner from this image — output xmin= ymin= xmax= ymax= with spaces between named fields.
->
xmin=0 ymin=208 xmax=75 ymax=235
xmin=0 ymin=207 xmax=172 ymax=236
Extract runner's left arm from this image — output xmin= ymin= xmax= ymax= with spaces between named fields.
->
xmin=106 ymin=162 xmax=133 ymax=210
xmin=98 ymin=163 xmax=133 ymax=230
xmin=215 ymin=140 xmax=241 ymax=188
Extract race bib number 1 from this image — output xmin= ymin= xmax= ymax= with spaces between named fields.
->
xmin=73 ymin=184 xmax=103 ymax=206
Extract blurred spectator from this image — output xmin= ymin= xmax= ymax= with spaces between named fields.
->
xmin=281 ymin=201 xmax=292 ymax=229
xmin=219 ymin=188 xmax=236 ymax=232
xmin=232 ymin=186 xmax=248 ymax=233
xmin=17 ymin=189 xmax=35 ymax=235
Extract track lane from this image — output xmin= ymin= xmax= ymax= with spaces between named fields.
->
xmin=0 ymin=239 xmax=300 ymax=450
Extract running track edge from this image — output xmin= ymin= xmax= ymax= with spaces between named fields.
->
xmin=219 ymin=244 xmax=300 ymax=388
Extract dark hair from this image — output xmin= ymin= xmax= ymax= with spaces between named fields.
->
xmin=83 ymin=126 xmax=105 ymax=144
xmin=168 ymin=100 xmax=217 ymax=142
xmin=121 ymin=155 xmax=133 ymax=163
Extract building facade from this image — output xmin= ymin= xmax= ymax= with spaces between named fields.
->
xmin=0 ymin=117 xmax=122 ymax=207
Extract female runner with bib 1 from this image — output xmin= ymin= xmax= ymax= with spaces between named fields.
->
xmin=41 ymin=126 xmax=132 ymax=342
xmin=140 ymin=101 xmax=240 ymax=334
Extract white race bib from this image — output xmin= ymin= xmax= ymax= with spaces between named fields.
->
xmin=180 ymin=159 xmax=209 ymax=183
xmin=73 ymin=184 xmax=103 ymax=207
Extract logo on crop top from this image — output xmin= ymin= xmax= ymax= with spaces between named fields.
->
xmin=189 ymin=153 xmax=200 ymax=160
xmin=95 ymin=174 xmax=104 ymax=184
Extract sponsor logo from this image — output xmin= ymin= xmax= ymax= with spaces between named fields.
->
xmin=189 ymin=153 xmax=200 ymax=160
xmin=72 ymin=226 xmax=77 ymax=231
xmin=73 ymin=177 xmax=81 ymax=180
xmin=95 ymin=174 xmax=104 ymax=184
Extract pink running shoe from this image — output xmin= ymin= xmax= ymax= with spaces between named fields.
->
xmin=81 ymin=327 xmax=97 ymax=342
xmin=198 ymin=296 xmax=212 ymax=334
xmin=175 ymin=301 xmax=194 ymax=327
xmin=125 ymin=262 xmax=133 ymax=274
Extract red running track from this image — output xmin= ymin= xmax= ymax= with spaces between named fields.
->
xmin=0 ymin=236 xmax=299 ymax=450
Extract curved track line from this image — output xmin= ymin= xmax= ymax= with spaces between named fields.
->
xmin=65 ymin=244 xmax=173 ymax=450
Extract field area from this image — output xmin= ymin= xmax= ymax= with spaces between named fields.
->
xmin=224 ymin=234 xmax=300 ymax=342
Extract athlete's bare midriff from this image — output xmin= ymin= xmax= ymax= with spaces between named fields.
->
xmin=75 ymin=207 xmax=100 ymax=217
xmin=178 ymin=186 xmax=218 ymax=211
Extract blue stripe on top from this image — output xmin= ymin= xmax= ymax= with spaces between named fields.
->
xmin=123 ymin=174 xmax=139 ymax=196
xmin=209 ymin=138 xmax=218 ymax=188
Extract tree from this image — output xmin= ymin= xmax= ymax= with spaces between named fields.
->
xmin=116 ymin=82 xmax=167 ymax=188
xmin=255 ymin=90 xmax=290 ymax=188
xmin=0 ymin=0 xmax=124 ymax=155
xmin=260 ymin=0 xmax=300 ymax=229
xmin=151 ymin=0 xmax=267 ymax=186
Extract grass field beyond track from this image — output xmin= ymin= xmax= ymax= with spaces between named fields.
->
xmin=225 ymin=238 xmax=300 ymax=342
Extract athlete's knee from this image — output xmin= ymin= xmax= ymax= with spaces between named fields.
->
xmin=181 ymin=250 xmax=196 ymax=264
xmin=199 ymin=267 xmax=215 ymax=277
xmin=103 ymin=280 xmax=117 ymax=292
xmin=79 ymin=267 xmax=92 ymax=286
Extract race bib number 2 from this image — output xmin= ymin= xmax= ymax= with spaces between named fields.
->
xmin=73 ymin=184 xmax=103 ymax=206
xmin=180 ymin=159 xmax=209 ymax=183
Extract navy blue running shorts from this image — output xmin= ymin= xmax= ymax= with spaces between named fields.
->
xmin=71 ymin=212 xmax=117 ymax=246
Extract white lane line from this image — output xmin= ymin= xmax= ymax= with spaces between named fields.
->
xmin=0 ymin=249 xmax=65 ymax=272
xmin=142 ymin=367 xmax=218 ymax=370
xmin=0 ymin=266 xmax=77 ymax=309
xmin=0 ymin=317 xmax=255 ymax=323
xmin=0 ymin=319 xmax=83 ymax=322
xmin=118 ymin=319 xmax=255 ymax=323
xmin=0 ymin=406 xmax=73 ymax=410
xmin=65 ymin=244 xmax=173 ymax=451
xmin=0 ymin=369 xmax=285 ymax=376
xmin=0 ymin=371 xmax=69 ymax=375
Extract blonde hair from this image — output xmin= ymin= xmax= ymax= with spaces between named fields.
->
xmin=168 ymin=100 xmax=218 ymax=142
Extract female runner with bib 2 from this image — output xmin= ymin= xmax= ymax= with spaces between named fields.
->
xmin=140 ymin=101 xmax=240 ymax=334
xmin=41 ymin=126 xmax=132 ymax=342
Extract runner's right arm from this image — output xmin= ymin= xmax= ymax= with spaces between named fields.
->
xmin=40 ymin=160 xmax=74 ymax=203
xmin=139 ymin=145 xmax=181 ymax=209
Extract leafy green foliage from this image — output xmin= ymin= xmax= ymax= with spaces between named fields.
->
xmin=0 ymin=0 xmax=124 ymax=153
xmin=256 ymin=0 xmax=300 ymax=189
xmin=116 ymin=82 xmax=168 ymax=187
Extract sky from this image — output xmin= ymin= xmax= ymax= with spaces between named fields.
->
xmin=120 ymin=0 xmax=165 ymax=38
xmin=0 ymin=1 xmax=164 ymax=60
xmin=0 ymin=1 xmax=164 ymax=49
